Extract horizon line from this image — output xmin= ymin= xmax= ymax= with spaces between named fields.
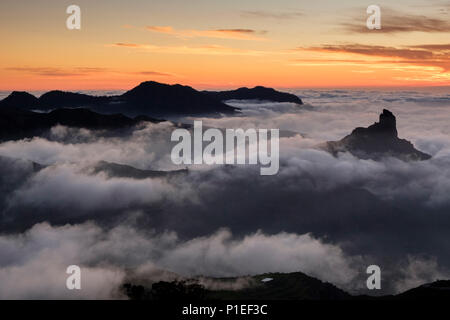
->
xmin=0 ymin=83 xmax=449 ymax=93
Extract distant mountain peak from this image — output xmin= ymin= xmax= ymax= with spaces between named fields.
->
xmin=121 ymin=81 xmax=197 ymax=98
xmin=119 ymin=81 xmax=237 ymax=116
xmin=203 ymin=86 xmax=303 ymax=104
xmin=352 ymin=108 xmax=397 ymax=138
xmin=0 ymin=91 xmax=39 ymax=108
xmin=378 ymin=109 xmax=397 ymax=134
xmin=135 ymin=80 xmax=186 ymax=88
xmin=324 ymin=109 xmax=431 ymax=161
xmin=127 ymin=80 xmax=181 ymax=90
xmin=9 ymin=91 xmax=35 ymax=98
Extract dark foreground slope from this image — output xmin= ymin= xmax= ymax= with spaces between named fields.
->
xmin=204 ymin=86 xmax=303 ymax=104
xmin=122 ymin=272 xmax=450 ymax=301
xmin=323 ymin=109 xmax=431 ymax=161
xmin=394 ymin=280 xmax=450 ymax=300
xmin=122 ymin=272 xmax=350 ymax=301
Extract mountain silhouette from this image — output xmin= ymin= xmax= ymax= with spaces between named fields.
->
xmin=204 ymin=86 xmax=303 ymax=104
xmin=0 ymin=81 xmax=239 ymax=117
xmin=323 ymin=109 xmax=431 ymax=161
xmin=38 ymin=90 xmax=109 ymax=110
xmin=0 ymin=91 xmax=40 ymax=108
xmin=118 ymin=81 xmax=238 ymax=116
xmin=0 ymin=107 xmax=161 ymax=142
xmin=122 ymin=271 xmax=449 ymax=300
xmin=92 ymin=161 xmax=187 ymax=179
xmin=0 ymin=82 xmax=306 ymax=117
xmin=394 ymin=280 xmax=450 ymax=300
xmin=122 ymin=271 xmax=351 ymax=301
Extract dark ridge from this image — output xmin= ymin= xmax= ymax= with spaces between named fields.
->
xmin=0 ymin=81 xmax=240 ymax=117
xmin=0 ymin=107 xmax=161 ymax=142
xmin=207 ymin=272 xmax=350 ymax=300
xmin=394 ymin=280 xmax=450 ymax=300
xmin=122 ymin=272 xmax=350 ymax=301
xmin=121 ymin=271 xmax=450 ymax=301
xmin=323 ymin=109 xmax=431 ymax=161
xmin=38 ymin=90 xmax=109 ymax=110
xmin=353 ymin=109 xmax=397 ymax=137
xmin=204 ymin=86 xmax=303 ymax=104
xmin=92 ymin=161 xmax=188 ymax=179
xmin=0 ymin=91 xmax=39 ymax=108
xmin=119 ymin=81 xmax=239 ymax=116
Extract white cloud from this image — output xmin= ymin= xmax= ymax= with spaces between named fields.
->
xmin=0 ymin=222 xmax=359 ymax=299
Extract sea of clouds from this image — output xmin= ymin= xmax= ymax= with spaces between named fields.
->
xmin=0 ymin=88 xmax=449 ymax=298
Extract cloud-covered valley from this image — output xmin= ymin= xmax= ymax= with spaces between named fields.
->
xmin=0 ymin=88 xmax=449 ymax=298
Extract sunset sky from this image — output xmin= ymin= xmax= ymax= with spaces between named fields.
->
xmin=0 ymin=0 xmax=449 ymax=90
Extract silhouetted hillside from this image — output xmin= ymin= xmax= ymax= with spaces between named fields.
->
xmin=38 ymin=90 xmax=110 ymax=109
xmin=122 ymin=272 xmax=449 ymax=301
xmin=119 ymin=81 xmax=238 ymax=116
xmin=0 ymin=82 xmax=308 ymax=117
xmin=0 ymin=107 xmax=161 ymax=141
xmin=0 ymin=91 xmax=39 ymax=108
xmin=323 ymin=109 xmax=431 ymax=161
xmin=394 ymin=280 xmax=450 ymax=300
xmin=122 ymin=272 xmax=350 ymax=301
xmin=204 ymin=86 xmax=303 ymax=104
xmin=0 ymin=81 xmax=240 ymax=117
xmin=92 ymin=161 xmax=188 ymax=179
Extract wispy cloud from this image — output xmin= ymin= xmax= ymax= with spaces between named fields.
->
xmin=297 ymin=44 xmax=450 ymax=71
xmin=409 ymin=44 xmax=450 ymax=50
xmin=342 ymin=8 xmax=450 ymax=33
xmin=4 ymin=67 xmax=107 ymax=77
xmin=6 ymin=66 xmax=174 ymax=78
xmin=241 ymin=10 xmax=303 ymax=20
xmin=135 ymin=71 xmax=174 ymax=77
xmin=145 ymin=26 xmax=268 ymax=41
xmin=111 ymin=43 xmax=270 ymax=56
xmin=301 ymin=44 xmax=434 ymax=60
xmin=114 ymin=43 xmax=143 ymax=48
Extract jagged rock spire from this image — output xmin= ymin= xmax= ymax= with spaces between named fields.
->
xmin=323 ymin=109 xmax=431 ymax=161
xmin=376 ymin=109 xmax=398 ymax=137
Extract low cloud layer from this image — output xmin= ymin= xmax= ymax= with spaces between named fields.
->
xmin=0 ymin=223 xmax=359 ymax=299
xmin=0 ymin=88 xmax=449 ymax=298
xmin=0 ymin=221 xmax=444 ymax=299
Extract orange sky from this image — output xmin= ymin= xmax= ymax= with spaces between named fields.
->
xmin=0 ymin=0 xmax=449 ymax=90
